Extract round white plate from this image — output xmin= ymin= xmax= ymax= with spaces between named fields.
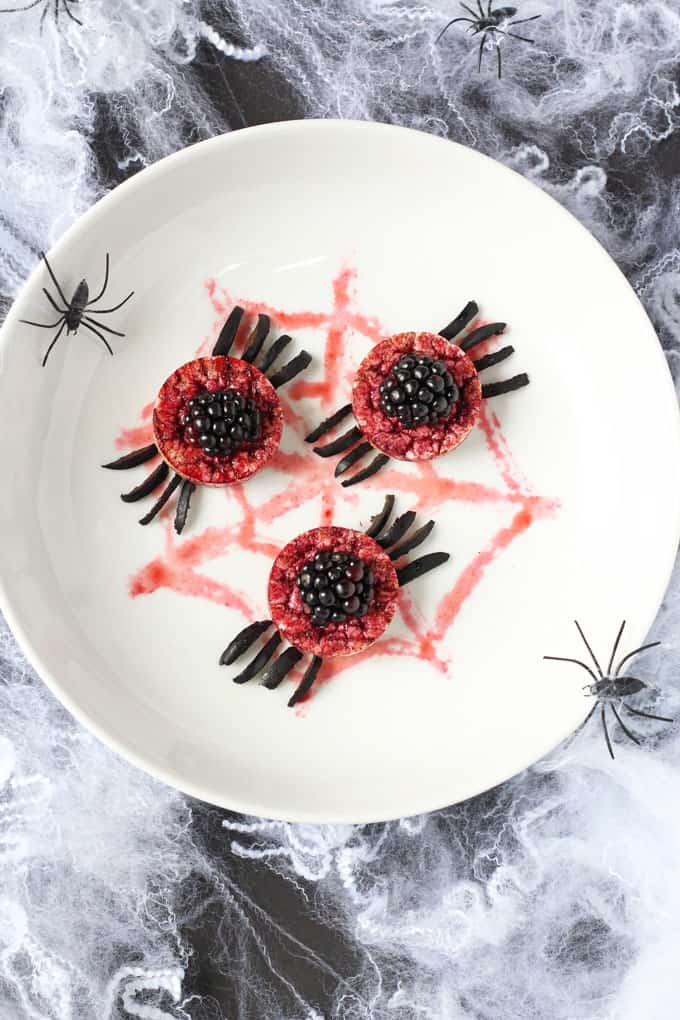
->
xmin=1 ymin=121 xmax=678 ymax=823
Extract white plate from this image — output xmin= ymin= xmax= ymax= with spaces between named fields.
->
xmin=1 ymin=121 xmax=678 ymax=823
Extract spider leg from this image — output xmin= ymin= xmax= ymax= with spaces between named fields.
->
xmin=62 ymin=0 xmax=81 ymax=25
xmin=376 ymin=510 xmax=416 ymax=549
xmin=86 ymin=253 xmax=109 ymax=305
xmin=39 ymin=251 xmax=69 ymax=307
xmin=389 ymin=520 xmax=435 ymax=560
xmin=259 ymin=333 xmax=292 ymax=374
xmin=20 ymin=317 xmax=65 ymax=329
xmin=241 ymin=313 xmax=270 ymax=363
xmin=482 ymin=374 xmax=530 ymax=398
xmin=335 ymin=441 xmax=373 ymax=477
xmin=220 ymin=620 xmax=273 ymax=666
xmin=615 ymin=641 xmax=661 ymax=677
xmin=0 ymin=0 xmax=43 ymax=11
xmin=606 ymin=620 xmax=626 ymax=676
xmin=493 ymin=26 xmax=536 ymax=43
xmin=268 ymin=350 xmax=312 ymax=388
xmin=233 ymin=631 xmax=281 ymax=684
xmin=573 ymin=621 xmax=604 ymax=677
xmin=41 ymin=288 xmax=66 ymax=315
xmin=439 ymin=300 xmax=479 ymax=340
xmin=120 ymin=461 xmax=169 ymax=502
xmin=139 ymin=473 xmax=183 ymax=526
xmin=460 ymin=2 xmax=478 ymax=17
xmin=487 ymin=0 xmax=492 ymax=14
xmin=39 ymin=0 xmax=49 ymax=31
xmin=473 ymin=346 xmax=515 ymax=372
xmin=83 ymin=315 xmax=125 ymax=337
xmin=88 ymin=291 xmax=134 ymax=315
xmin=313 ymin=425 xmax=363 ymax=457
xmin=260 ymin=646 xmax=304 ymax=690
xmin=496 ymin=38 xmax=502 ymax=79
xmin=508 ymin=15 xmax=542 ymax=26
xmin=475 ymin=0 xmax=485 ymax=16
xmin=365 ymin=494 xmax=395 ymax=538
xmin=341 ymin=453 xmax=390 ymax=488
xmin=612 ymin=704 xmax=641 ymax=746
xmin=601 ymin=705 xmax=615 ymax=759
xmin=459 ymin=321 xmax=506 ymax=352
xmin=288 ymin=655 xmax=323 ymax=708
xmin=478 ymin=32 xmax=486 ymax=72
xmin=81 ymin=320 xmax=114 ymax=356
xmin=435 ymin=16 xmax=474 ymax=42
xmin=102 ymin=443 xmax=158 ymax=470
xmin=305 ymin=404 xmax=353 ymax=443
xmin=40 ymin=319 xmax=67 ymax=367
xmin=623 ymin=705 xmax=673 ymax=724
xmin=174 ymin=479 xmax=196 ymax=535
xmin=542 ymin=655 xmax=599 ymax=685
xmin=212 ymin=306 xmax=244 ymax=357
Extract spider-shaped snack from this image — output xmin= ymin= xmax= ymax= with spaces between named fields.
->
xmin=305 ymin=299 xmax=528 ymax=486
xmin=545 ymin=620 xmax=673 ymax=759
xmin=103 ymin=306 xmax=311 ymax=533
xmin=221 ymin=495 xmax=450 ymax=707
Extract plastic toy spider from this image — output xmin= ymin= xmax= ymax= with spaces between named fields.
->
xmin=221 ymin=494 xmax=450 ymax=707
xmin=0 ymin=0 xmax=81 ymax=30
xmin=436 ymin=2 xmax=541 ymax=79
xmin=20 ymin=252 xmax=133 ymax=367
xmin=305 ymin=299 xmax=528 ymax=486
xmin=544 ymin=620 xmax=673 ymax=759
xmin=103 ymin=305 xmax=312 ymax=534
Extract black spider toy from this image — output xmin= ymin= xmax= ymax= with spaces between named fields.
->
xmin=436 ymin=2 xmax=541 ymax=78
xmin=545 ymin=620 xmax=673 ymax=759
xmin=20 ymin=252 xmax=133 ymax=366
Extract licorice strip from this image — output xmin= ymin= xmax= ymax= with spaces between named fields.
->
xmin=365 ymin=494 xmax=395 ymax=538
xmin=304 ymin=404 xmax=353 ymax=443
xmin=377 ymin=510 xmax=417 ymax=549
xmin=120 ymin=461 xmax=169 ymax=502
xmin=438 ymin=300 xmax=479 ymax=340
xmin=288 ymin=655 xmax=323 ymax=707
xmin=313 ymin=426 xmax=363 ymax=458
xmin=482 ymin=373 xmax=530 ymax=398
xmin=233 ymin=631 xmax=281 ymax=684
xmin=212 ymin=306 xmax=244 ymax=356
xmin=269 ymin=350 xmax=312 ymax=388
xmin=341 ymin=453 xmax=390 ymax=488
xmin=388 ymin=520 xmax=435 ymax=560
xmin=174 ymin=479 xmax=196 ymax=535
xmin=102 ymin=443 xmax=158 ymax=470
xmin=220 ymin=620 xmax=272 ymax=666
xmin=139 ymin=473 xmax=183 ymax=525
xmin=459 ymin=322 xmax=506 ymax=352
xmin=241 ymin=314 xmax=270 ymax=363
xmin=473 ymin=345 xmax=515 ymax=372
xmin=260 ymin=646 xmax=304 ymax=690
xmin=335 ymin=441 xmax=373 ymax=477
xmin=259 ymin=333 xmax=292 ymax=374
xmin=397 ymin=551 xmax=450 ymax=586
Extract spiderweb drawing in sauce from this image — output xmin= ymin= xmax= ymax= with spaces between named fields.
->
xmin=113 ymin=264 xmax=559 ymax=703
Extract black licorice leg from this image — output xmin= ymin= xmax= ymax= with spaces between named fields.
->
xmin=473 ymin=346 xmax=515 ymax=372
xmin=212 ymin=306 xmax=244 ymax=356
xmin=288 ymin=655 xmax=323 ymax=708
xmin=335 ymin=441 xmax=373 ymax=478
xmin=388 ymin=520 xmax=435 ymax=560
xmin=623 ymin=705 xmax=673 ymax=724
xmin=439 ymin=300 xmax=479 ymax=340
xmin=376 ymin=510 xmax=417 ymax=549
xmin=269 ymin=350 xmax=312 ymax=388
xmin=397 ymin=552 xmax=450 ymax=586
xmin=615 ymin=642 xmax=661 ymax=677
xmin=543 ymin=655 xmax=599 ymax=684
xmin=482 ymin=374 xmax=530 ymax=399
xmin=259 ymin=333 xmax=292 ymax=374
xmin=233 ymin=631 xmax=282 ymax=684
xmin=342 ymin=453 xmax=390 ymax=488
xmin=139 ymin=473 xmax=183 ymax=525
xmin=174 ymin=480 xmax=196 ymax=535
xmin=103 ymin=443 xmax=159 ymax=470
xmin=305 ymin=404 xmax=353 ymax=443
xmin=220 ymin=620 xmax=272 ymax=666
xmin=260 ymin=647 xmax=304 ymax=690
xmin=120 ymin=461 xmax=169 ymax=502
xmin=365 ymin=494 xmax=395 ymax=538
xmin=459 ymin=322 xmax=506 ymax=353
xmin=313 ymin=426 xmax=363 ymax=458
xmin=241 ymin=314 xmax=270 ymax=363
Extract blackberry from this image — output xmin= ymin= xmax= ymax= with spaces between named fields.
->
xmin=181 ymin=388 xmax=261 ymax=458
xmin=296 ymin=550 xmax=375 ymax=628
xmin=378 ymin=354 xmax=459 ymax=428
